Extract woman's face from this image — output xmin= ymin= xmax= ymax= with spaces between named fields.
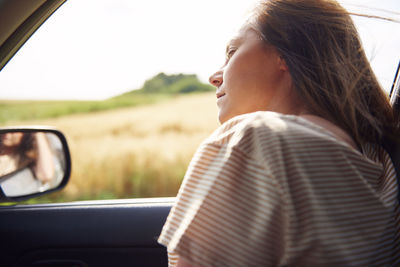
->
xmin=1 ymin=133 xmax=24 ymax=147
xmin=209 ymin=26 xmax=299 ymax=124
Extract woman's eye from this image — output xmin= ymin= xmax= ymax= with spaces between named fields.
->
xmin=226 ymin=48 xmax=236 ymax=60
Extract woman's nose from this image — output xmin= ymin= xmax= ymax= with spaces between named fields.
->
xmin=209 ymin=70 xmax=223 ymax=88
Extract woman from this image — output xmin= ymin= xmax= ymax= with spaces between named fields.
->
xmin=0 ymin=132 xmax=55 ymax=196
xmin=158 ymin=0 xmax=400 ymax=265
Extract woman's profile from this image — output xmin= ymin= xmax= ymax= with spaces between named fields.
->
xmin=158 ymin=0 xmax=400 ymax=266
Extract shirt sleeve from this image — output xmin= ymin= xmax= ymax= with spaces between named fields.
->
xmin=158 ymin=139 xmax=287 ymax=266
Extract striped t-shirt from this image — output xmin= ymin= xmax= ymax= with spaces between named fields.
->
xmin=158 ymin=111 xmax=400 ymax=266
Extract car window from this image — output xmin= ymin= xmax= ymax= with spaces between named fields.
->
xmin=0 ymin=0 xmax=399 ymax=204
xmin=342 ymin=0 xmax=400 ymax=93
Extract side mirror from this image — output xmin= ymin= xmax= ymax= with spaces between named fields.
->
xmin=0 ymin=127 xmax=71 ymax=202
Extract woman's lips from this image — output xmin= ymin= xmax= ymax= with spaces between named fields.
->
xmin=216 ymin=92 xmax=226 ymax=99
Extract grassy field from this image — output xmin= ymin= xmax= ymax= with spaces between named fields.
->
xmin=3 ymin=92 xmax=219 ymax=203
xmin=0 ymin=93 xmax=171 ymax=124
xmin=0 ymin=73 xmax=213 ymax=125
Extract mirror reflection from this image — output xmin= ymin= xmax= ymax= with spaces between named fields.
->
xmin=0 ymin=132 xmax=66 ymax=197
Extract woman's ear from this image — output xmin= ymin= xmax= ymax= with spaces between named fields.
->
xmin=278 ymin=55 xmax=289 ymax=71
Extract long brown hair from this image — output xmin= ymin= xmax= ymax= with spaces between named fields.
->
xmin=249 ymin=0 xmax=398 ymax=150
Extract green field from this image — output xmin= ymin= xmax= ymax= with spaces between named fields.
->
xmin=0 ymin=94 xmax=170 ymax=124
xmin=0 ymin=72 xmax=214 ymax=124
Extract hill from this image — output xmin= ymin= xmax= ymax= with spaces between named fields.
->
xmin=116 ymin=72 xmax=214 ymax=97
xmin=0 ymin=73 xmax=214 ymax=124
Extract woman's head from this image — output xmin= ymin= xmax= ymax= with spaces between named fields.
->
xmin=0 ymin=132 xmax=35 ymax=160
xmin=210 ymin=26 xmax=303 ymax=124
xmin=210 ymin=0 xmax=397 ymax=147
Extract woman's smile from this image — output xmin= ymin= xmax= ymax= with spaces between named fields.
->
xmin=216 ymin=90 xmax=226 ymax=101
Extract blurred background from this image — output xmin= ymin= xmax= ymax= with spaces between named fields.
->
xmin=0 ymin=0 xmax=399 ymax=203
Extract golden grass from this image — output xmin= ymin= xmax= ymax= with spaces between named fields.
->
xmin=7 ymin=92 xmax=219 ymax=202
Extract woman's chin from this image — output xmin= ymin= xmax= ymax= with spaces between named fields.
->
xmin=218 ymin=109 xmax=236 ymax=124
xmin=217 ymin=111 xmax=228 ymax=124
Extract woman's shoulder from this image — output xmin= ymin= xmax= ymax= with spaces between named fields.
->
xmin=204 ymin=111 xmax=340 ymax=148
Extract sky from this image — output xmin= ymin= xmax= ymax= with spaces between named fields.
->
xmin=0 ymin=0 xmax=399 ymax=100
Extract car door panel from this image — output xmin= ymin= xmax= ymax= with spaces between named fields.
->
xmin=0 ymin=198 xmax=173 ymax=267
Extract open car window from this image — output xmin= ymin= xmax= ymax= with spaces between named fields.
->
xmin=342 ymin=0 xmax=400 ymax=92
xmin=0 ymin=0 xmax=399 ymax=204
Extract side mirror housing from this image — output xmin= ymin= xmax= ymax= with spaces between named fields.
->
xmin=0 ymin=127 xmax=71 ymax=202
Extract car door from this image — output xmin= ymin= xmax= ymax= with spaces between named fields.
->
xmin=0 ymin=1 xmax=172 ymax=266
xmin=0 ymin=198 xmax=172 ymax=266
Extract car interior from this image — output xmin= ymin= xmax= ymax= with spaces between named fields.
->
xmin=0 ymin=0 xmax=399 ymax=266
